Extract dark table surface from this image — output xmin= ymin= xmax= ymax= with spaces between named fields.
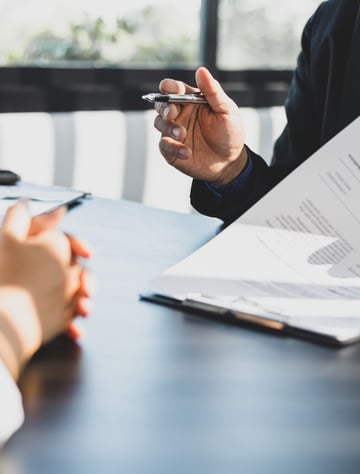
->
xmin=1 ymin=197 xmax=360 ymax=474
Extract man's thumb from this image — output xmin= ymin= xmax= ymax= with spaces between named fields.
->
xmin=195 ymin=66 xmax=237 ymax=114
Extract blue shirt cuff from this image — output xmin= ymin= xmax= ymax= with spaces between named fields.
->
xmin=203 ymin=152 xmax=254 ymax=199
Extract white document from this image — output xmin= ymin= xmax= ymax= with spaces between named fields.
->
xmin=149 ymin=116 xmax=360 ymax=341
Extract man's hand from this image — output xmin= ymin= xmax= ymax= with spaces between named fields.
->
xmin=154 ymin=67 xmax=248 ymax=185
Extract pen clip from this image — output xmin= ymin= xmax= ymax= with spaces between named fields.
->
xmin=183 ymin=296 xmax=286 ymax=331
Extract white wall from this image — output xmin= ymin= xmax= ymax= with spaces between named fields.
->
xmin=0 ymin=107 xmax=286 ymax=213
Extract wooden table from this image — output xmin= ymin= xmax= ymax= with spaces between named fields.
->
xmin=1 ymin=197 xmax=360 ymax=474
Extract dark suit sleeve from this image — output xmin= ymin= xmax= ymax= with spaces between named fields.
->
xmin=190 ymin=4 xmax=322 ymax=225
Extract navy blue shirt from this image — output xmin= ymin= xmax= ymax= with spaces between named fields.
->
xmin=190 ymin=0 xmax=360 ymax=224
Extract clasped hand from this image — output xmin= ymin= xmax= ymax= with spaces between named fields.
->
xmin=0 ymin=201 xmax=93 ymax=378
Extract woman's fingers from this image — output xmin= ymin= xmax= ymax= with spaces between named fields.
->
xmin=66 ymin=233 xmax=92 ymax=259
xmin=76 ymin=296 xmax=93 ymax=317
xmin=79 ymin=270 xmax=97 ymax=298
xmin=1 ymin=200 xmax=32 ymax=241
xmin=65 ymin=322 xmax=83 ymax=340
xmin=65 ymin=264 xmax=95 ymax=316
xmin=29 ymin=207 xmax=66 ymax=236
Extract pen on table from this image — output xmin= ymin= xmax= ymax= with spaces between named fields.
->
xmin=142 ymin=92 xmax=208 ymax=104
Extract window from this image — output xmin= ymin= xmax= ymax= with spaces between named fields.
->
xmin=217 ymin=0 xmax=322 ymax=69
xmin=0 ymin=0 xmax=323 ymax=111
xmin=0 ymin=0 xmax=201 ymax=68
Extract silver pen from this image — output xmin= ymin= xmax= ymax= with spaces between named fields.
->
xmin=142 ymin=92 xmax=207 ymax=104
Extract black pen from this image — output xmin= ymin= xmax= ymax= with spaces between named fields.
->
xmin=142 ymin=92 xmax=208 ymax=104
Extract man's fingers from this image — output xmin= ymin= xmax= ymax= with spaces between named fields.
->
xmin=159 ymin=78 xmax=189 ymax=95
xmin=159 ymin=136 xmax=192 ymax=162
xmin=157 ymin=78 xmax=203 ymax=121
xmin=155 ymin=102 xmax=183 ymax=122
xmin=154 ymin=115 xmax=187 ymax=141
xmin=195 ymin=67 xmax=237 ymax=114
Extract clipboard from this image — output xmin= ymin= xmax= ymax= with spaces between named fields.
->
xmin=0 ymin=181 xmax=90 ymax=219
xmin=141 ymin=117 xmax=360 ymax=347
xmin=140 ymin=292 xmax=360 ymax=346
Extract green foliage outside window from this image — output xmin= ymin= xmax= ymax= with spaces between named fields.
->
xmin=7 ymin=6 xmax=198 ymax=67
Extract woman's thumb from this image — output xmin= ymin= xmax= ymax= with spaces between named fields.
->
xmin=1 ymin=200 xmax=32 ymax=241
